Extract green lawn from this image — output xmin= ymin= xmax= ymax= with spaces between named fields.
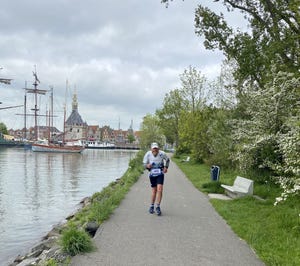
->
xmin=173 ymin=157 xmax=300 ymax=266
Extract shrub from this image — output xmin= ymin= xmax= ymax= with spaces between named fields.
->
xmin=60 ymin=227 xmax=94 ymax=256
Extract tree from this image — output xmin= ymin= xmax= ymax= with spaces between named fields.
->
xmin=275 ymin=116 xmax=300 ymax=207
xmin=179 ymin=66 xmax=208 ymax=112
xmin=230 ymin=70 xmax=300 ymax=176
xmin=194 ymin=1 xmax=300 ymax=87
xmin=172 ymin=66 xmax=210 ymax=158
xmin=127 ymin=134 xmax=135 ymax=143
xmin=156 ymin=89 xmax=184 ymax=147
xmin=205 ymin=107 xmax=234 ymax=167
xmin=156 ymin=66 xmax=209 ymax=154
xmin=178 ymin=108 xmax=212 ymax=162
xmin=0 ymin=122 xmax=8 ymax=135
xmin=139 ymin=114 xmax=165 ymax=150
xmin=209 ymin=59 xmax=238 ymax=109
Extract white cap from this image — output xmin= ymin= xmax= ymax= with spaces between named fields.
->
xmin=151 ymin=142 xmax=159 ymax=149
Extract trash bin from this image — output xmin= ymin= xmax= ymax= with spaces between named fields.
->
xmin=211 ymin=165 xmax=220 ymax=181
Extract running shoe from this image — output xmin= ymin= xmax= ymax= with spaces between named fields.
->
xmin=149 ymin=206 xmax=154 ymax=214
xmin=156 ymin=206 xmax=161 ymax=216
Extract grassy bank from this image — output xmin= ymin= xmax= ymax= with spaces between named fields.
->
xmin=173 ymin=156 xmax=300 ymax=266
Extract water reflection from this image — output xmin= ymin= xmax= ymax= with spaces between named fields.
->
xmin=0 ymin=148 xmax=137 ymax=265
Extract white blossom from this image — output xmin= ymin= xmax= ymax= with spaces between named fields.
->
xmin=230 ymin=69 xmax=300 ymax=209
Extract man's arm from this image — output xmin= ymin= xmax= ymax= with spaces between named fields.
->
xmin=162 ymin=152 xmax=170 ymax=170
xmin=143 ymin=151 xmax=151 ymax=170
xmin=164 ymin=157 xmax=170 ymax=168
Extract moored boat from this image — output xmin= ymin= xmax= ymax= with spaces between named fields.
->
xmin=84 ymin=140 xmax=115 ymax=149
xmin=0 ymin=133 xmax=25 ymax=147
xmin=32 ymin=142 xmax=84 ymax=153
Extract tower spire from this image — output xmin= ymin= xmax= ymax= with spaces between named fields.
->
xmin=72 ymin=90 xmax=78 ymax=111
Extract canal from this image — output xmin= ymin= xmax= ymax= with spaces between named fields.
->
xmin=0 ymin=147 xmax=137 ymax=265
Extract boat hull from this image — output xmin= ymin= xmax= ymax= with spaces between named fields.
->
xmin=32 ymin=143 xmax=84 ymax=153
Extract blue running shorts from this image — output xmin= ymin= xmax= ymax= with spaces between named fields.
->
xmin=149 ymin=174 xmax=164 ymax=187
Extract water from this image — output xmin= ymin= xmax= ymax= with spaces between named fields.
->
xmin=0 ymin=147 xmax=137 ymax=265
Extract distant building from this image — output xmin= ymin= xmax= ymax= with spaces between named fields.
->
xmin=101 ymin=125 xmax=114 ymax=142
xmin=87 ymin=125 xmax=101 ymax=141
xmin=114 ymin=128 xmax=126 ymax=143
xmin=133 ymin=130 xmax=141 ymax=145
xmin=8 ymin=126 xmax=61 ymax=141
xmin=64 ymin=93 xmax=88 ymax=141
xmin=8 ymin=128 xmax=23 ymax=140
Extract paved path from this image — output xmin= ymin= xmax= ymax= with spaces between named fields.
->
xmin=71 ymin=160 xmax=264 ymax=266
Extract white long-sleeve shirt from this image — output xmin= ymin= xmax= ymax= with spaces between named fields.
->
xmin=143 ymin=150 xmax=170 ymax=169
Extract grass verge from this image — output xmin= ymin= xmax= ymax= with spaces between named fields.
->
xmin=173 ymin=156 xmax=300 ymax=266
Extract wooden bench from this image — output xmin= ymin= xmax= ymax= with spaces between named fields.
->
xmin=221 ymin=176 xmax=254 ymax=199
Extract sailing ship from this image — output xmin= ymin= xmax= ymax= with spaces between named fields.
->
xmin=32 ymin=141 xmax=84 ymax=153
xmin=29 ymin=71 xmax=84 ymax=153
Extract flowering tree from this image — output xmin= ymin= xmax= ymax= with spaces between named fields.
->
xmin=230 ymin=69 xmax=300 ymax=204
xmin=274 ymin=116 xmax=300 ymax=207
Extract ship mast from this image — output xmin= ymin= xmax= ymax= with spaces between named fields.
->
xmin=25 ymin=67 xmax=47 ymax=141
xmin=24 ymin=82 xmax=27 ymax=140
xmin=48 ymin=86 xmax=54 ymax=144
xmin=63 ymin=79 xmax=68 ymax=144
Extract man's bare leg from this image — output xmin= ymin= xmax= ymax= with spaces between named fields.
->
xmin=156 ymin=184 xmax=163 ymax=204
xmin=151 ymin=187 xmax=157 ymax=204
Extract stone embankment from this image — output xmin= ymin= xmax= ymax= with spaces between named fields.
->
xmin=9 ymin=197 xmax=94 ymax=266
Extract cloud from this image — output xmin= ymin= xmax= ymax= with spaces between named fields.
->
xmin=0 ymin=0 xmax=246 ymax=131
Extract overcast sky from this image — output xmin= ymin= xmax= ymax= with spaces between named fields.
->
xmin=0 ymin=0 xmax=245 ymax=131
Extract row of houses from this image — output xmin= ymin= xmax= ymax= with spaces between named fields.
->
xmin=8 ymin=125 xmax=141 ymax=144
xmin=8 ymin=93 xmax=141 ymax=145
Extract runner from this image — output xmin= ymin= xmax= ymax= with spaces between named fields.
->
xmin=143 ymin=142 xmax=170 ymax=215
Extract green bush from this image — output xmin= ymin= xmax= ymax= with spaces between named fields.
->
xmin=60 ymin=227 xmax=94 ymax=256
